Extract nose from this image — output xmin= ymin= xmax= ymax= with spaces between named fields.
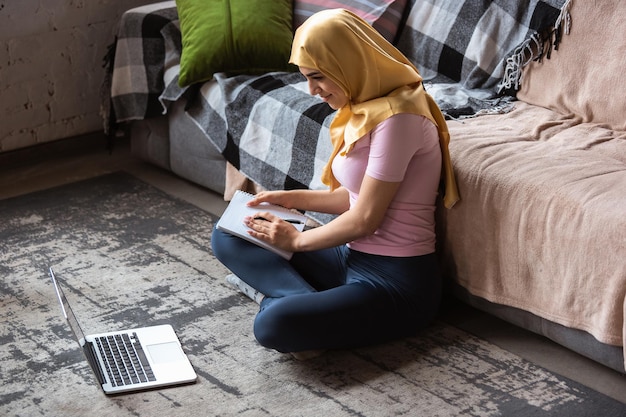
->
xmin=308 ymin=80 xmax=321 ymax=96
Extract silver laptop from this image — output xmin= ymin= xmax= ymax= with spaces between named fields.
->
xmin=49 ymin=267 xmax=197 ymax=394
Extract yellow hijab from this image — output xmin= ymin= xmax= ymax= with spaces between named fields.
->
xmin=289 ymin=9 xmax=459 ymax=208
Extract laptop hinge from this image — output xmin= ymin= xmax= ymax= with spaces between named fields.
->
xmin=83 ymin=341 xmax=106 ymax=385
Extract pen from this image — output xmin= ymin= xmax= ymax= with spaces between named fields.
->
xmin=254 ymin=216 xmax=303 ymax=225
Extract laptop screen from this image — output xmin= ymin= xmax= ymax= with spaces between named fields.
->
xmin=49 ymin=268 xmax=87 ymax=345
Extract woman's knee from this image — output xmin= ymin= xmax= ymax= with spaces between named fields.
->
xmin=253 ymin=308 xmax=287 ymax=351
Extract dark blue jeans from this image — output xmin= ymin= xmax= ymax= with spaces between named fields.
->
xmin=211 ymin=228 xmax=441 ymax=352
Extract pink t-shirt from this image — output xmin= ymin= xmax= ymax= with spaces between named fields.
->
xmin=332 ymin=113 xmax=442 ymax=256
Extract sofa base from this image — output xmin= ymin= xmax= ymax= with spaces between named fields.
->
xmin=130 ymin=112 xmax=171 ymax=171
xmin=129 ymin=100 xmax=226 ymax=195
xmin=451 ymin=283 xmax=625 ymax=374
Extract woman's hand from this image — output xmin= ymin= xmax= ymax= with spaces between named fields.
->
xmin=243 ymin=211 xmax=301 ymax=252
xmin=248 ymin=188 xmax=350 ymax=215
xmin=247 ymin=190 xmax=293 ymax=209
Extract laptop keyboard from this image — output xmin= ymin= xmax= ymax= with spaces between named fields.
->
xmin=94 ymin=332 xmax=156 ymax=386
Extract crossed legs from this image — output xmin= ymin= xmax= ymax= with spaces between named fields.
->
xmin=211 ymin=228 xmax=441 ymax=353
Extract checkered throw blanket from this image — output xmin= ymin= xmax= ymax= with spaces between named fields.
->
xmin=103 ymin=1 xmax=186 ymax=134
xmin=395 ymin=0 xmax=571 ymax=118
xmin=103 ymin=1 xmax=571 ymax=198
xmin=397 ymin=0 xmax=570 ymax=92
xmin=104 ymin=0 xmax=571 ymax=127
xmin=186 ymin=71 xmax=338 ymax=224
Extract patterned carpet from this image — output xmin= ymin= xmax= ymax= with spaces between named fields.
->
xmin=1 ymin=172 xmax=624 ymax=416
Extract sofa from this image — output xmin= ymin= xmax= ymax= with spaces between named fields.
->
xmin=104 ymin=0 xmax=626 ymax=373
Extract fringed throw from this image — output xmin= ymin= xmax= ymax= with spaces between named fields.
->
xmin=498 ymin=0 xmax=573 ymax=93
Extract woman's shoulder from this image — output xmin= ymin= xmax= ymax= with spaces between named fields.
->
xmin=372 ymin=113 xmax=436 ymax=136
xmin=382 ymin=112 xmax=432 ymax=125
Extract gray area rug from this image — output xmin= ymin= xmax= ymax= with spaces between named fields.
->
xmin=1 ymin=172 xmax=624 ymax=417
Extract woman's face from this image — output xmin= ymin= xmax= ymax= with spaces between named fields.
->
xmin=299 ymin=67 xmax=349 ymax=110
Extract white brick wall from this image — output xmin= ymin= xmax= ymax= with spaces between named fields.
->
xmin=0 ymin=0 xmax=158 ymax=152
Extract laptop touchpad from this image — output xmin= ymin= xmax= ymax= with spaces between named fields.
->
xmin=147 ymin=342 xmax=185 ymax=364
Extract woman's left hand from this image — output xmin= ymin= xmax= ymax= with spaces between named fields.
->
xmin=244 ymin=212 xmax=301 ymax=252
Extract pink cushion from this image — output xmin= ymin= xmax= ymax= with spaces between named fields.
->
xmin=517 ymin=0 xmax=626 ymax=131
xmin=293 ymin=0 xmax=407 ymax=43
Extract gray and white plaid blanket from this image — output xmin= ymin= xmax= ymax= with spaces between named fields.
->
xmin=103 ymin=0 xmax=570 ymax=200
xmin=188 ymin=72 xmax=335 ymax=189
xmin=186 ymin=72 xmax=338 ymax=224
xmin=397 ymin=0 xmax=569 ymax=92
xmin=103 ymin=1 xmax=184 ymax=134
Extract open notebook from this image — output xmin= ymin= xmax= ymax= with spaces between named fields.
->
xmin=216 ymin=190 xmax=307 ymax=260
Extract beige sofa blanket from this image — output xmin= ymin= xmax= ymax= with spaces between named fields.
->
xmin=440 ymin=102 xmax=626 ymax=357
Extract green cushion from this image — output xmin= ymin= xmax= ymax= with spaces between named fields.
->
xmin=176 ymin=0 xmax=295 ymax=87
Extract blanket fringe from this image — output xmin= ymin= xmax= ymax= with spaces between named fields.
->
xmin=554 ymin=0 xmax=573 ymax=36
xmin=498 ymin=0 xmax=572 ymax=93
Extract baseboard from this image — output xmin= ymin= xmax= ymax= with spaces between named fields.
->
xmin=0 ymin=131 xmax=117 ymax=169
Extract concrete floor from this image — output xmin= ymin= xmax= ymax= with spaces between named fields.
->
xmin=2 ymin=132 xmax=625 ymax=405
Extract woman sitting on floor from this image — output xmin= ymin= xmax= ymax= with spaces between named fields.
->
xmin=211 ymin=8 xmax=458 ymax=359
